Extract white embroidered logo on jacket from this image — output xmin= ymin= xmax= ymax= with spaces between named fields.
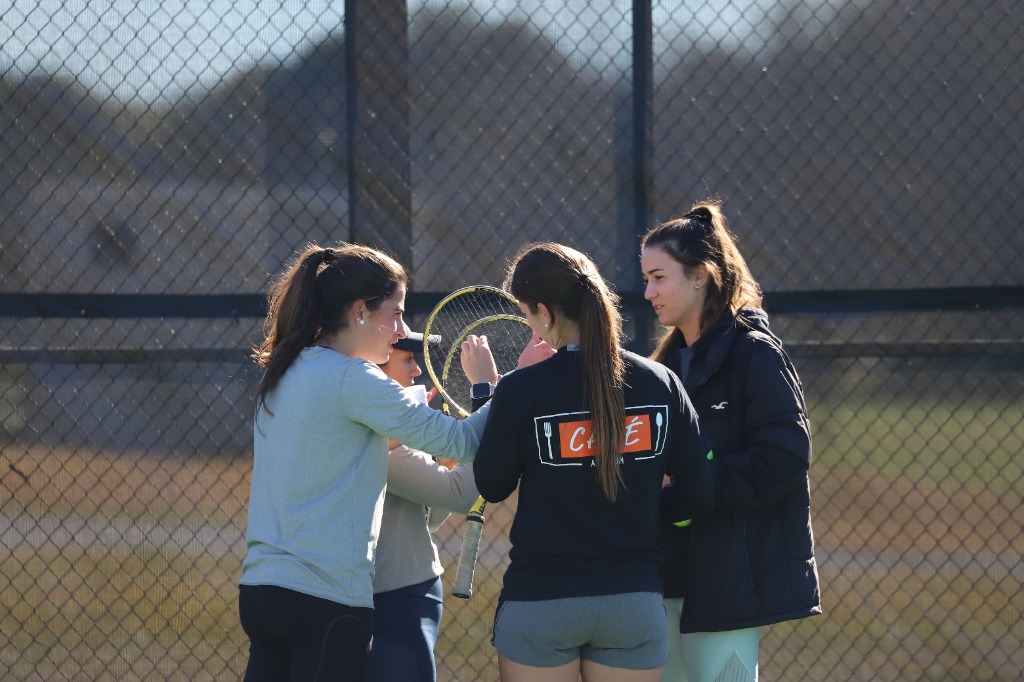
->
xmin=711 ymin=402 xmax=728 ymax=410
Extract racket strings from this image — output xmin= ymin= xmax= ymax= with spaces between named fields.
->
xmin=423 ymin=287 xmax=532 ymax=417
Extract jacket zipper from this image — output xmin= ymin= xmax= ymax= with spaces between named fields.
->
xmin=742 ymin=518 xmax=755 ymax=589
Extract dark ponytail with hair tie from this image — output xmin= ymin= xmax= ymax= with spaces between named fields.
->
xmin=506 ymin=243 xmax=626 ymax=502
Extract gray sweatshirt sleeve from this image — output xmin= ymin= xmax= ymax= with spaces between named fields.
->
xmin=386 ymin=445 xmax=480 ymax=516
xmin=344 ymin=362 xmax=489 ymax=463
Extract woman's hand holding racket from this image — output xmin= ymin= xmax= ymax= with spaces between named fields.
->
xmin=460 ymin=334 xmax=501 ymax=385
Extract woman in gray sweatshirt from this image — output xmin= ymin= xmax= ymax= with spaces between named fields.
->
xmin=239 ymin=243 xmax=489 ymax=682
xmin=369 ymin=329 xmax=481 ymax=682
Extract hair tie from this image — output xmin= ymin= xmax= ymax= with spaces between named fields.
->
xmin=682 ymin=209 xmax=711 ymax=224
xmin=321 ymin=247 xmax=336 ymax=265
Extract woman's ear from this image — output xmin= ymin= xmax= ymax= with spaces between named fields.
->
xmin=350 ymin=299 xmax=367 ymax=326
xmin=536 ymin=302 xmax=554 ymax=328
xmin=691 ymin=264 xmax=709 ymax=289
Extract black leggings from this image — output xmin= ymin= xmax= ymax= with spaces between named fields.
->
xmin=240 ymin=584 xmax=373 ymax=682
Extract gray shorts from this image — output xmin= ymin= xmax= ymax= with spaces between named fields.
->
xmin=492 ymin=592 xmax=669 ymax=670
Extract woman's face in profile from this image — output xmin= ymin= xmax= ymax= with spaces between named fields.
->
xmin=641 ymin=246 xmax=702 ymax=330
xmin=356 ymin=285 xmax=407 ymax=365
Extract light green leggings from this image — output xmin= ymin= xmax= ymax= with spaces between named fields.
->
xmin=661 ymin=598 xmax=760 ymax=682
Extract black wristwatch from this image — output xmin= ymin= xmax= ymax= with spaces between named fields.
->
xmin=471 ymin=382 xmax=495 ymax=400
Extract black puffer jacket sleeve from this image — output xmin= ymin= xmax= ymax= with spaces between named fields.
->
xmin=711 ymin=332 xmax=812 ymax=513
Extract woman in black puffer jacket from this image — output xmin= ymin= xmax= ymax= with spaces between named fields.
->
xmin=640 ymin=201 xmax=821 ymax=682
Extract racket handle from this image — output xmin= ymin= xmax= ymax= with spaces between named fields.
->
xmin=451 ymin=511 xmax=485 ymax=599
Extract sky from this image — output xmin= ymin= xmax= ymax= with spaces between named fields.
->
xmin=0 ymin=0 xmax=858 ymax=107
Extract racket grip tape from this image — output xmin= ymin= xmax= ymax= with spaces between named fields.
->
xmin=451 ymin=511 xmax=485 ymax=599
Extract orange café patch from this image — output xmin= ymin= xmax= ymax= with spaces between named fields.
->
xmin=557 ymin=414 xmax=653 ymax=458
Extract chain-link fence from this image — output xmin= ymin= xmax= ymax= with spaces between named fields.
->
xmin=1 ymin=1 xmax=1022 ymax=680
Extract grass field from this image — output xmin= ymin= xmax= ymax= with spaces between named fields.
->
xmin=1 ymin=394 xmax=1021 ymax=680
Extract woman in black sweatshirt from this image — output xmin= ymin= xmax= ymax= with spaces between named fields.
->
xmin=471 ymin=242 xmax=714 ymax=682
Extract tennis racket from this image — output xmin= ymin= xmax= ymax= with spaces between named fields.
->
xmin=422 ymin=285 xmax=532 ymax=598
xmin=423 ymin=285 xmax=530 ymax=418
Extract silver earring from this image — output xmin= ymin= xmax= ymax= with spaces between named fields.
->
xmin=358 ymin=318 xmax=365 ymax=326
xmin=543 ymin=323 xmax=549 ymax=328
xmin=695 ymin=285 xmax=701 ymax=290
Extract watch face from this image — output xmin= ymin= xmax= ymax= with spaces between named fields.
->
xmin=472 ymin=384 xmax=492 ymax=399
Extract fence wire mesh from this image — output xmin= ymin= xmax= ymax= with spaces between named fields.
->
xmin=1 ymin=1 xmax=1022 ymax=680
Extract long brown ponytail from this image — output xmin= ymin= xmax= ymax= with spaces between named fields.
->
xmin=506 ymin=243 xmax=627 ymax=501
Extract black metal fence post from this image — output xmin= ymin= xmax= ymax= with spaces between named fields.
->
xmin=345 ymin=0 xmax=412 ymax=265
